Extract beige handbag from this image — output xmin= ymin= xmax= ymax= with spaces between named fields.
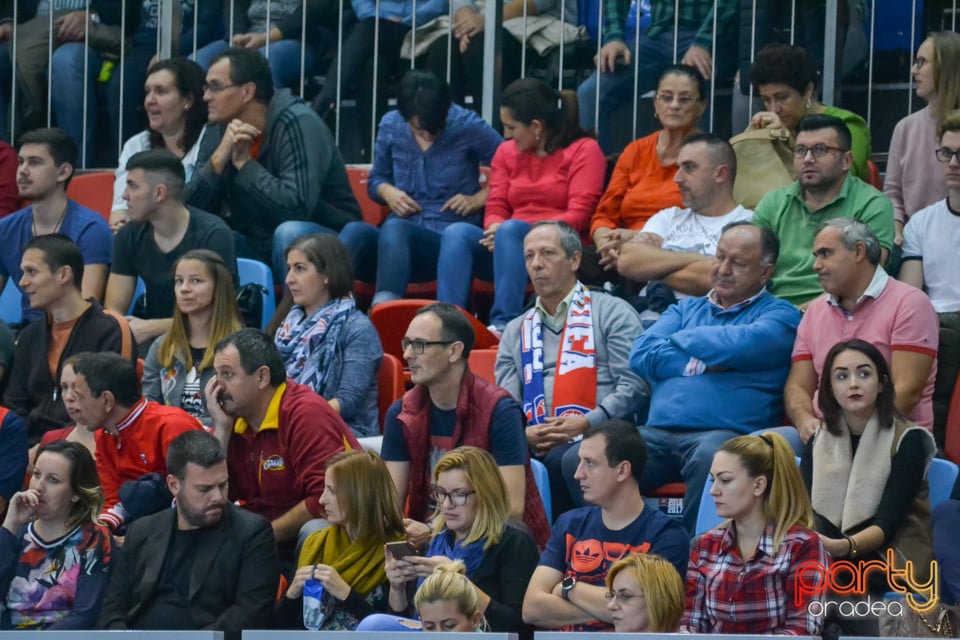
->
xmin=730 ymin=127 xmax=796 ymax=209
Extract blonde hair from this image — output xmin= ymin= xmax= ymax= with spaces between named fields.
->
xmin=719 ymin=432 xmax=813 ymax=547
xmin=326 ymin=450 xmax=405 ymax=543
xmin=159 ymin=249 xmax=242 ymax=371
xmin=431 ymin=447 xmax=509 ymax=550
xmin=414 ymin=560 xmax=480 ymax=620
xmin=605 ymin=554 xmax=684 ymax=632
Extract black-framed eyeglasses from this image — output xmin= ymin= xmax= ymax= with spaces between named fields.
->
xmin=913 ymin=56 xmax=928 ymax=69
xmin=604 ymin=591 xmax=645 ymax=604
xmin=203 ymin=83 xmax=238 ymax=94
xmin=431 ymin=487 xmax=476 ymax=506
xmin=794 ymin=144 xmax=849 ymax=159
xmin=935 ymin=147 xmax=960 ymax=163
xmin=400 ymin=338 xmax=455 ymax=354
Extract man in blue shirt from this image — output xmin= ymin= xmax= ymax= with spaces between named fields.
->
xmin=629 ymin=221 xmax=801 ymax=533
xmin=0 ymin=128 xmax=112 ymax=323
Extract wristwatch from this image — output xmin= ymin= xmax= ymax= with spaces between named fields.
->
xmin=560 ymin=575 xmax=576 ymax=601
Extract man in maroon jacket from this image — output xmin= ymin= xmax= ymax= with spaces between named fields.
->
xmin=205 ymin=328 xmax=360 ymax=555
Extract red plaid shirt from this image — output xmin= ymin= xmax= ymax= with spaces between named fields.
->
xmin=680 ymin=523 xmax=828 ymax=635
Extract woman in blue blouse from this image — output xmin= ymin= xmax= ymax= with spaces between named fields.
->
xmin=339 ymin=70 xmax=502 ymax=306
xmin=271 ymin=234 xmax=383 ymax=438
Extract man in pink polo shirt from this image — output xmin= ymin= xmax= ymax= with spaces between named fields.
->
xmin=784 ymin=218 xmax=939 ymax=445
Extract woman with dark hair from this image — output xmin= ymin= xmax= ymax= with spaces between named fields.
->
xmin=0 ymin=440 xmax=112 ymax=629
xmin=271 ymin=234 xmax=382 ymax=438
xmin=801 ymin=339 xmax=936 ymax=593
xmin=279 ymin=450 xmax=406 ymax=630
xmin=110 ymin=58 xmax=209 ymax=231
xmin=339 ymin=70 xmax=502 ymax=306
xmin=682 ymin=432 xmax=826 ymax=634
xmin=142 ymin=250 xmax=243 ymax=425
xmin=437 ymin=78 xmax=605 ymax=334
xmin=748 ymin=43 xmax=871 ymax=178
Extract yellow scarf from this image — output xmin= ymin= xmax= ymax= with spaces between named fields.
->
xmin=297 ymin=526 xmax=398 ymax=596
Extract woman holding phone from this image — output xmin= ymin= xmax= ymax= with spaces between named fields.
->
xmin=366 ymin=447 xmax=537 ymax=636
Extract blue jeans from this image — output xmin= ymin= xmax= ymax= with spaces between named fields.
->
xmin=50 ymin=43 xmax=107 ymax=167
xmin=193 ymin=39 xmax=317 ymax=89
xmin=340 ymin=218 xmax=443 ymax=305
xmin=437 ymin=219 xmax=530 ymax=329
xmin=270 ymin=221 xmax=335 ymax=284
xmin=639 ymin=425 xmax=742 ymax=534
xmin=757 ymin=425 xmax=804 ymax=456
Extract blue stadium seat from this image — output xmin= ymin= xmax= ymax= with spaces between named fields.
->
xmin=531 ymin=458 xmax=552 ymax=523
xmin=929 ymin=458 xmax=959 ymax=509
xmin=0 ymin=278 xmax=20 ymax=326
xmin=237 ymin=258 xmax=276 ymax=331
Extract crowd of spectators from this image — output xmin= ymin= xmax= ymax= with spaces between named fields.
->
xmin=0 ymin=8 xmax=957 ymax=638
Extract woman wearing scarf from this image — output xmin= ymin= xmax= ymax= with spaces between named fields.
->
xmin=801 ymin=339 xmax=936 ymax=595
xmin=364 ymin=447 xmax=538 ymax=637
xmin=271 ymin=234 xmax=383 ymax=438
xmin=279 ymin=450 xmax=406 ymax=629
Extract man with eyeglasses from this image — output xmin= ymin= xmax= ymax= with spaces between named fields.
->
xmin=898 ymin=110 xmax=960 ymax=448
xmin=752 ymin=114 xmax=894 ymax=309
xmin=203 ymin=328 xmax=361 ymax=559
xmin=380 ymin=302 xmax=551 ymax=549
xmin=784 ymin=219 xmax=938 ymax=449
xmin=185 ymin=47 xmax=360 ymax=282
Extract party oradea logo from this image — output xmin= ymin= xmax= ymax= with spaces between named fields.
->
xmin=794 ymin=549 xmax=939 ymax=617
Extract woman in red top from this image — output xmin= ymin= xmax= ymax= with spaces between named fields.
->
xmin=437 ymin=78 xmax=606 ymax=334
xmin=589 ymin=65 xmax=706 ymax=278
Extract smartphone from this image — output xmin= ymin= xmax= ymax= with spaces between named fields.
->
xmin=385 ymin=541 xmax=420 ymax=559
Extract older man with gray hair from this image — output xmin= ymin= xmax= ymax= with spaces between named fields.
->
xmin=785 ymin=218 xmax=939 ymax=447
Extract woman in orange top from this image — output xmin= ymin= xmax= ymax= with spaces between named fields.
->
xmin=590 ymin=65 xmax=706 ymax=274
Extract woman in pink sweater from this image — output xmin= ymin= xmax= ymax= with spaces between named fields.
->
xmin=886 ymin=31 xmax=960 ymax=246
xmin=437 ymin=78 xmax=606 ymax=333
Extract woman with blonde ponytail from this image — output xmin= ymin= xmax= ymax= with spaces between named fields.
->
xmin=680 ymin=431 xmax=826 ymax=635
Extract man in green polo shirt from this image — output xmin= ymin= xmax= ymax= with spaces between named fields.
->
xmin=752 ymin=114 xmax=894 ymax=308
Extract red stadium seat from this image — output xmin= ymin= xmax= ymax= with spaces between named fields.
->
xmin=66 ymin=172 xmax=115 ymax=222
xmin=377 ymin=353 xmax=406 ymax=432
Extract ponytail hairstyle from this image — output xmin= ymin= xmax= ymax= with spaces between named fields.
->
xmin=718 ymin=431 xmax=812 ymax=547
xmin=414 ymin=560 xmax=484 ymax=630
xmin=500 ymin=78 xmax=590 ymax=154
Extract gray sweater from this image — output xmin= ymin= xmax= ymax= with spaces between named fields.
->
xmin=495 ymin=287 xmax=649 ymax=426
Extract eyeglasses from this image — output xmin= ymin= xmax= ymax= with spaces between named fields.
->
xmin=913 ymin=56 xmax=928 ymax=69
xmin=655 ymin=93 xmax=697 ymax=107
xmin=203 ymin=83 xmax=238 ymax=94
xmin=935 ymin=147 xmax=960 ymax=163
xmin=400 ymin=338 xmax=455 ymax=354
xmin=604 ymin=591 xmax=645 ymax=604
xmin=431 ymin=487 xmax=476 ymax=506
xmin=793 ymin=144 xmax=849 ymax=159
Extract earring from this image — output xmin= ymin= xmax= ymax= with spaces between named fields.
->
xmin=535 ymin=133 xmax=540 ymax=141
xmin=804 ymin=96 xmax=813 ymax=110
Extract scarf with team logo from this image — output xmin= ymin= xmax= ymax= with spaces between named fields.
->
xmin=520 ymin=282 xmax=597 ymax=425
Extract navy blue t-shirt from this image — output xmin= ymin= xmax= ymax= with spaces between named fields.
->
xmin=539 ymin=505 xmax=690 ymax=631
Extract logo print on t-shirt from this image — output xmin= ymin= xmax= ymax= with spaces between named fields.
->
xmin=262 ymin=455 xmax=285 ymax=471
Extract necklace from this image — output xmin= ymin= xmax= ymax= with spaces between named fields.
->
xmin=31 ymin=202 xmax=69 ymax=237
xmin=919 ymin=608 xmax=955 ymax=637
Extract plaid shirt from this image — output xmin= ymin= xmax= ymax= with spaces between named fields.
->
xmin=680 ymin=523 xmax=828 ymax=635
xmin=602 ymin=0 xmax=738 ymax=53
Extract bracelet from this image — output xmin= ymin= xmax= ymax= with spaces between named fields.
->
xmin=847 ymin=536 xmax=858 ymax=559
